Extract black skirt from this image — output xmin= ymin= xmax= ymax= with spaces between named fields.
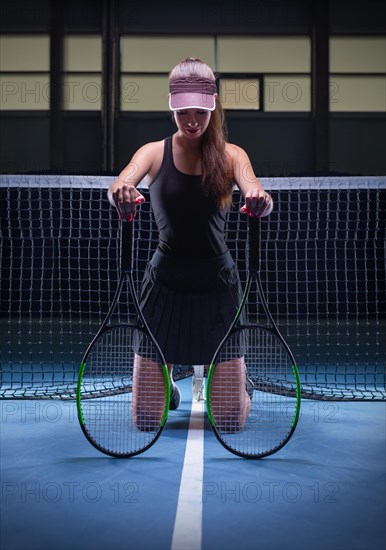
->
xmin=138 ymin=248 xmax=244 ymax=365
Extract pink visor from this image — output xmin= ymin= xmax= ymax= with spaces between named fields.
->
xmin=169 ymin=77 xmax=217 ymax=111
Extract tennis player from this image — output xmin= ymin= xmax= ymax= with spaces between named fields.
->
xmin=108 ymin=57 xmax=273 ymax=429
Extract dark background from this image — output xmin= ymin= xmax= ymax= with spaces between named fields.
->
xmin=0 ymin=0 xmax=385 ymax=177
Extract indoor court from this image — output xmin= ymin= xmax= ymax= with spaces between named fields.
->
xmin=1 ymin=386 xmax=385 ymax=550
xmin=1 ymin=175 xmax=385 ymax=550
xmin=1 ymin=1 xmax=385 ymax=550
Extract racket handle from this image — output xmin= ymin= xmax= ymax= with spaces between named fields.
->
xmin=120 ymin=221 xmax=133 ymax=271
xmin=248 ymin=215 xmax=260 ymax=272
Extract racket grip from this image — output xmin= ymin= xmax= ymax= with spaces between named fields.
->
xmin=248 ymin=215 xmax=260 ymax=272
xmin=120 ymin=221 xmax=133 ymax=271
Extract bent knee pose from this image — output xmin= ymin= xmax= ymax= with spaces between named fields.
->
xmin=109 ymin=58 xmax=273 ymax=427
xmin=208 ymin=358 xmax=251 ymax=431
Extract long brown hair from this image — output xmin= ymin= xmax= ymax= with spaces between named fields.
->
xmin=169 ymin=58 xmax=233 ymax=209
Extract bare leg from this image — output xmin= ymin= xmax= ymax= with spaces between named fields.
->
xmin=209 ymin=358 xmax=251 ymax=432
xmin=132 ymin=355 xmax=170 ymax=431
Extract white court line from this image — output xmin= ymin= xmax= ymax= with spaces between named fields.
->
xmin=171 ymin=398 xmax=205 ymax=550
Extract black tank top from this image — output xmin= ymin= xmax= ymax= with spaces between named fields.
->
xmin=148 ymin=136 xmax=230 ymax=259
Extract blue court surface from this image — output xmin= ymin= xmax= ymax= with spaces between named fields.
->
xmin=1 ymin=377 xmax=385 ymax=550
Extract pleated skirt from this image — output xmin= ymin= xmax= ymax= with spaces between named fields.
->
xmin=139 ymin=248 xmax=244 ymax=365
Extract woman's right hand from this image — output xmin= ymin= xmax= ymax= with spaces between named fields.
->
xmin=110 ymin=184 xmax=145 ymax=222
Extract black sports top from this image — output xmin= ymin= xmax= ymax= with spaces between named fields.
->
xmin=148 ymin=136 xmax=230 ymax=259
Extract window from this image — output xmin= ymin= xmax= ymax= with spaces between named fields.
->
xmin=329 ymin=37 xmax=386 ymax=112
xmin=0 ymin=35 xmax=50 ymax=110
xmin=63 ymin=35 xmax=102 ymax=110
xmin=120 ymin=36 xmax=214 ymax=111
xmin=219 ymin=77 xmax=261 ymax=110
xmin=217 ymin=36 xmax=311 ymax=112
xmin=119 ymin=35 xmax=311 ymax=113
xmin=0 ymin=34 xmax=103 ymax=111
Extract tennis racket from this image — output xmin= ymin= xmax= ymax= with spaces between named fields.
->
xmin=206 ymin=215 xmax=301 ymax=458
xmin=77 ymin=221 xmax=170 ymax=457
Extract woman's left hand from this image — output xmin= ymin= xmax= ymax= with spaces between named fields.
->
xmin=240 ymin=190 xmax=273 ymax=218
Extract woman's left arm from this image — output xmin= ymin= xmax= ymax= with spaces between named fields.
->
xmin=228 ymin=144 xmax=273 ymax=218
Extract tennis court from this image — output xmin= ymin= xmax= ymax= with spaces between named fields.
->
xmin=1 ymin=175 xmax=385 ymax=550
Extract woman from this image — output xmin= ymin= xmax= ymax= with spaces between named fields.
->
xmin=108 ymin=58 xmax=273 ymax=430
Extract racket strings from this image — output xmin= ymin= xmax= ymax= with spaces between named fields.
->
xmin=80 ymin=325 xmax=167 ymax=455
xmin=210 ymin=326 xmax=299 ymax=456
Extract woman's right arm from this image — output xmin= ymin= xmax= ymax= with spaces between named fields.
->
xmin=108 ymin=142 xmax=156 ymax=222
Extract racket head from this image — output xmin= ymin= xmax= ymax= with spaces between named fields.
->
xmin=207 ymin=324 xmax=301 ymax=458
xmin=77 ymin=324 xmax=170 ymax=458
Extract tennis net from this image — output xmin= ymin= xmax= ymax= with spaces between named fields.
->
xmin=1 ymin=175 xmax=385 ymax=400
